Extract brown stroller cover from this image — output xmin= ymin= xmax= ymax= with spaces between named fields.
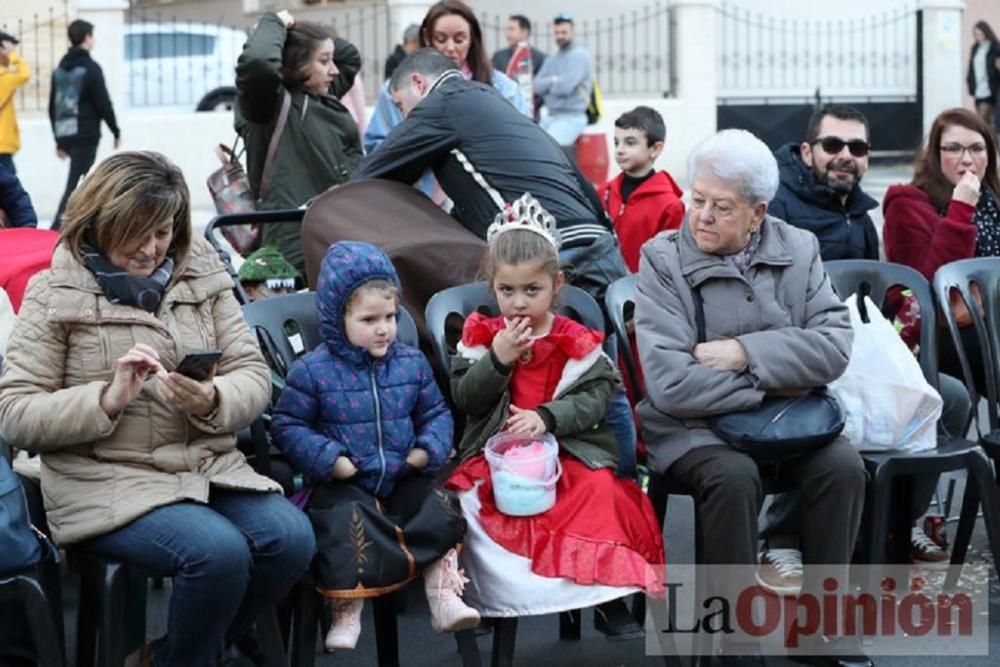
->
xmin=301 ymin=179 xmax=487 ymax=360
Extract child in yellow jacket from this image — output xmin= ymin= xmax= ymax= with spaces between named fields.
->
xmin=0 ymin=32 xmax=30 ymax=174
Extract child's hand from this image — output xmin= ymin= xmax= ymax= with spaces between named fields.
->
xmin=332 ymin=456 xmax=358 ymax=480
xmin=505 ymin=405 xmax=547 ymax=436
xmin=493 ymin=317 xmax=534 ymax=365
xmin=406 ymin=448 xmax=429 ymax=469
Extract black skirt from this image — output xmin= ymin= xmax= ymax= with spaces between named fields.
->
xmin=307 ymin=474 xmax=466 ymax=598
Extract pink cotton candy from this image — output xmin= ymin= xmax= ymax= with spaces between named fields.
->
xmin=502 ymin=441 xmax=549 ymax=479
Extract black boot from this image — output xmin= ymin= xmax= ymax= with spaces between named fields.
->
xmin=593 ymin=598 xmax=644 ymax=641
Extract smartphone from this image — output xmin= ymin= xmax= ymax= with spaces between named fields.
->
xmin=174 ymin=350 xmax=223 ymax=382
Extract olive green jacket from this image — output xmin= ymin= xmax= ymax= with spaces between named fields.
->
xmin=234 ymin=12 xmax=363 ymax=271
xmin=449 ymin=342 xmax=621 ymax=470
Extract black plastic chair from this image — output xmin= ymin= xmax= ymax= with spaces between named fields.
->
xmin=0 ymin=439 xmax=65 ymax=667
xmin=604 ymin=274 xmax=642 ymax=395
xmin=933 ymin=258 xmax=1000 ymax=583
xmin=424 ymin=281 xmax=633 ymax=479
xmin=425 ymin=281 xmax=642 ymax=666
xmin=824 ymin=260 xmax=997 ymax=587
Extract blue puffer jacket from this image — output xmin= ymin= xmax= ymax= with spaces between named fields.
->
xmin=272 ymin=242 xmax=453 ymax=497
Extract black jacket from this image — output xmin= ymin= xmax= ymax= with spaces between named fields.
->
xmin=353 ymin=72 xmax=610 ymax=248
xmin=768 ymin=143 xmax=880 ymax=261
xmin=48 ymin=47 xmax=119 ymax=149
xmin=966 ymin=40 xmax=1000 ymax=100
xmin=0 ymin=168 xmax=36 ymax=227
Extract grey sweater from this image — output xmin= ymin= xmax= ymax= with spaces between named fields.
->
xmin=534 ymin=42 xmax=591 ymax=114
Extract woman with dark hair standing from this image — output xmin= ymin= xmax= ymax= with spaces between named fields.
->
xmin=966 ymin=20 xmax=1000 ymax=130
xmin=235 ymin=10 xmax=363 ymax=273
xmin=364 ymin=0 xmax=529 ymax=200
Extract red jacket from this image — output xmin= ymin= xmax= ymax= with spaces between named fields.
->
xmin=882 ymin=184 xmax=977 ymax=282
xmin=597 ymin=170 xmax=685 ymax=272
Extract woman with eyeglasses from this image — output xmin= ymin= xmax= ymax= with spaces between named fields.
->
xmin=884 ymin=107 xmax=1000 ymax=393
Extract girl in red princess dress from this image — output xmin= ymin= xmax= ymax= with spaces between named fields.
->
xmin=446 ymin=194 xmax=664 ymax=637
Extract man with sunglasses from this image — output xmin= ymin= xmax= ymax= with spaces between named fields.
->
xmin=757 ymin=105 xmax=880 ymax=599
xmin=768 ymin=105 xmax=880 ymax=262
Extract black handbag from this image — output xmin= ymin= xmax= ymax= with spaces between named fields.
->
xmin=691 ymin=285 xmax=845 ymax=464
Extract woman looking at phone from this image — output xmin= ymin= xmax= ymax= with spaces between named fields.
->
xmin=0 ymin=151 xmax=315 ymax=667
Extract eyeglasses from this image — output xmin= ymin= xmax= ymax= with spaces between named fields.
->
xmin=812 ymin=136 xmax=870 ymax=158
xmin=940 ymin=143 xmax=988 ymax=158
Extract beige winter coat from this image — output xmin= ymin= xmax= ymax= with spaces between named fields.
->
xmin=634 ymin=216 xmax=853 ymax=474
xmin=0 ymin=237 xmax=279 ymax=545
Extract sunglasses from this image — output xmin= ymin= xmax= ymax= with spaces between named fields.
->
xmin=812 ymin=136 xmax=870 ymax=158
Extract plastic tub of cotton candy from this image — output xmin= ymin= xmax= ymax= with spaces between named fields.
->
xmin=484 ymin=432 xmax=562 ymax=516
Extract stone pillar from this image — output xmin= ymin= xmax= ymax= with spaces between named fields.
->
xmin=919 ymin=0 xmax=966 ymax=135
xmin=668 ymin=0 xmax=720 ymax=181
xmin=387 ymin=0 xmax=431 ymax=45
xmin=77 ymin=0 xmax=128 ymax=115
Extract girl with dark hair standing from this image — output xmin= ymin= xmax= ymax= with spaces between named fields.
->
xmin=235 ymin=10 xmax=363 ymax=273
xmin=966 ymin=20 xmax=1000 ymax=130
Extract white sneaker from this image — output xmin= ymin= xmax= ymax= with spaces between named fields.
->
xmin=324 ymin=599 xmax=363 ymax=652
xmin=910 ymin=526 xmax=950 ymax=570
xmin=755 ymin=547 xmax=804 ymax=596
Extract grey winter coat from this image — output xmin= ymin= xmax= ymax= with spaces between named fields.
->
xmin=634 ymin=216 xmax=853 ymax=474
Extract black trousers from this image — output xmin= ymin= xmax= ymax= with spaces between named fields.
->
xmin=668 ymin=438 xmax=867 ymax=567
xmin=53 ymin=140 xmax=99 ymax=229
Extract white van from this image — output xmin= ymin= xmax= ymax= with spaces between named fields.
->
xmin=125 ymin=23 xmax=247 ymax=111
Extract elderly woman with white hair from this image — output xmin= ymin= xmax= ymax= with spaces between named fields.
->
xmin=634 ymin=130 xmax=870 ymax=664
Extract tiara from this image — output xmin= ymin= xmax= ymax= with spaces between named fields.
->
xmin=485 ymin=193 xmax=561 ymax=250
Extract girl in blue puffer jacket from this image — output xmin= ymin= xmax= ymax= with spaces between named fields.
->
xmin=272 ymin=241 xmax=478 ymax=653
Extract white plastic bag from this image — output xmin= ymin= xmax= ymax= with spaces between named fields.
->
xmin=829 ymin=295 xmax=942 ymax=453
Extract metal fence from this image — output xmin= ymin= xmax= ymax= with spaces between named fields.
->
xmin=717 ymin=1 xmax=919 ymax=103
xmin=4 ymin=1 xmax=675 ymax=115
xmin=478 ymin=2 xmax=677 ymax=98
xmin=1 ymin=2 xmax=71 ymax=114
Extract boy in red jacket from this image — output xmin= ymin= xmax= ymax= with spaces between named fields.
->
xmin=597 ymin=106 xmax=685 ymax=272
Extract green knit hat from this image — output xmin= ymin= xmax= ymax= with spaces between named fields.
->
xmin=238 ymin=245 xmax=300 ymax=289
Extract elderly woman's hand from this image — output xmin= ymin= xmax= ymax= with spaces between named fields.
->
xmin=157 ymin=372 xmax=219 ymax=418
xmin=693 ymin=339 xmax=749 ymax=372
xmin=100 ymin=343 xmax=165 ymax=417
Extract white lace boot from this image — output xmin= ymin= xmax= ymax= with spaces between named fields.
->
xmin=424 ymin=548 xmax=481 ymax=633
xmin=324 ymin=599 xmax=363 ymax=652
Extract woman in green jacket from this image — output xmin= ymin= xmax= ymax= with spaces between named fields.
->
xmin=235 ymin=10 xmax=363 ymax=273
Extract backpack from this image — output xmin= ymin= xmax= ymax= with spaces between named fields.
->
xmin=585 ymin=77 xmax=603 ymax=125
xmin=0 ymin=455 xmax=53 ymax=574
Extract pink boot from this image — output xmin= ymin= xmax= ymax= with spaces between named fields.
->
xmin=324 ymin=599 xmax=363 ymax=652
xmin=424 ymin=549 xmax=481 ymax=633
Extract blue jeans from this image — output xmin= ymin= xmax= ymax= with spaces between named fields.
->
xmin=605 ymin=384 xmax=638 ymax=477
xmin=0 ymin=153 xmax=14 ymax=174
xmin=82 ymin=490 xmax=315 ymax=667
xmin=541 ymin=112 xmax=588 ymax=147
